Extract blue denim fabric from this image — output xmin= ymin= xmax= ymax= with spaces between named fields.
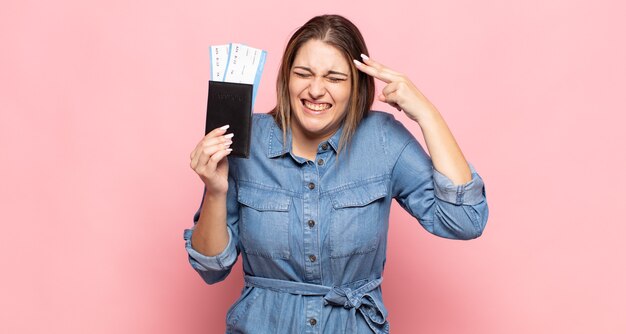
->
xmin=184 ymin=111 xmax=488 ymax=333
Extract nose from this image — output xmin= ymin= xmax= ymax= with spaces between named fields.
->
xmin=308 ymin=77 xmax=326 ymax=100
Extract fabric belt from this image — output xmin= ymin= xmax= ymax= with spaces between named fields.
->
xmin=244 ymin=275 xmax=389 ymax=334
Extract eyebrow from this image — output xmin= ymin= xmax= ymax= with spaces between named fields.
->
xmin=293 ymin=66 xmax=349 ymax=77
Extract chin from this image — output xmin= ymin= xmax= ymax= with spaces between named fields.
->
xmin=293 ymin=111 xmax=335 ymax=138
xmin=298 ymin=118 xmax=331 ymax=135
xmin=291 ymin=99 xmax=345 ymax=139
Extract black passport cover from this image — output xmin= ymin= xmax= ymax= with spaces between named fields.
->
xmin=205 ymin=81 xmax=253 ymax=158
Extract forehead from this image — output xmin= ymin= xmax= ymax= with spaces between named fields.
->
xmin=292 ymin=39 xmax=350 ymax=72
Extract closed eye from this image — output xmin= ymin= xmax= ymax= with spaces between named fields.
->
xmin=293 ymin=72 xmax=311 ymax=78
xmin=327 ymin=77 xmax=346 ymax=83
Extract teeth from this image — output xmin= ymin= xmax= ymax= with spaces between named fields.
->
xmin=303 ymin=100 xmax=331 ymax=111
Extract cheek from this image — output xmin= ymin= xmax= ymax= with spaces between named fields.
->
xmin=333 ymin=85 xmax=352 ymax=106
xmin=289 ymin=81 xmax=305 ymax=101
xmin=288 ymin=83 xmax=296 ymax=99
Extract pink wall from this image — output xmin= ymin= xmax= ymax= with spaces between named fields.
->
xmin=2 ymin=0 xmax=625 ymax=333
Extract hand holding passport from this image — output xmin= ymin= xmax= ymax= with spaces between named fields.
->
xmin=205 ymin=43 xmax=267 ymax=158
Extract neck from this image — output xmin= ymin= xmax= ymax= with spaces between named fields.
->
xmin=291 ymin=126 xmax=332 ymax=161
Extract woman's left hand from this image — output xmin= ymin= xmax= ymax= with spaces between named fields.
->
xmin=354 ymin=55 xmax=437 ymax=123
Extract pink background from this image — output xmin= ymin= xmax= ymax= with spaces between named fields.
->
xmin=2 ymin=0 xmax=625 ymax=333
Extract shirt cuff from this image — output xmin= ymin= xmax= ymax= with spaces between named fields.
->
xmin=183 ymin=227 xmax=237 ymax=271
xmin=433 ymin=163 xmax=486 ymax=205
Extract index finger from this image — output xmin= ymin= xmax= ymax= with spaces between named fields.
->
xmin=360 ymin=54 xmax=402 ymax=76
xmin=206 ymin=124 xmax=231 ymax=138
xmin=353 ymin=59 xmax=395 ymax=83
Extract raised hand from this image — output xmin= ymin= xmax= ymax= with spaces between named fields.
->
xmin=189 ymin=125 xmax=233 ymax=196
xmin=353 ymin=54 xmax=437 ymax=123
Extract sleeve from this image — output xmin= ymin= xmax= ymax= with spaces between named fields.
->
xmin=183 ymin=172 xmax=240 ymax=284
xmin=391 ymin=135 xmax=489 ymax=240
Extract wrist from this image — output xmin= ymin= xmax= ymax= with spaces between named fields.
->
xmin=411 ymin=104 xmax=440 ymax=125
xmin=203 ymin=188 xmax=228 ymax=202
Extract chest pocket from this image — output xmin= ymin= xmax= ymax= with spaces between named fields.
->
xmin=328 ymin=178 xmax=389 ymax=258
xmin=238 ymin=185 xmax=292 ymax=259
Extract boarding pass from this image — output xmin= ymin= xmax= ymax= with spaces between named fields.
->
xmin=210 ymin=43 xmax=267 ymax=105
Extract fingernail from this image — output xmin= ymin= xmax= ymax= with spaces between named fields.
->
xmin=224 ymin=133 xmax=234 ymax=139
xmin=219 ymin=125 xmax=230 ymax=130
xmin=226 ymin=148 xmax=233 ymax=152
xmin=224 ymin=140 xmax=232 ymax=146
xmin=353 ymin=59 xmax=363 ymax=66
xmin=360 ymin=54 xmax=369 ymax=60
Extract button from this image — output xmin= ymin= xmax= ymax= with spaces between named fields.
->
xmin=321 ymin=143 xmax=329 ymax=150
xmin=309 ymin=254 xmax=317 ymax=262
xmin=309 ymin=318 xmax=317 ymax=326
xmin=317 ymin=158 xmax=324 ymax=166
xmin=307 ymin=182 xmax=315 ymax=190
xmin=307 ymin=220 xmax=315 ymax=228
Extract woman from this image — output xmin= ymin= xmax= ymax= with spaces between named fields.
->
xmin=185 ymin=14 xmax=488 ymax=333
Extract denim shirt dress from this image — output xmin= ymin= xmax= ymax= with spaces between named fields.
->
xmin=184 ymin=111 xmax=489 ymax=333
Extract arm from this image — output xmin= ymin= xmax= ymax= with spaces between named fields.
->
xmin=184 ymin=179 xmax=240 ymax=284
xmin=184 ymin=125 xmax=239 ymax=284
xmin=355 ymin=55 xmax=487 ymax=239
xmin=191 ymin=189 xmax=229 ymax=257
xmin=354 ymin=55 xmax=471 ymax=185
xmin=391 ymin=130 xmax=488 ymax=239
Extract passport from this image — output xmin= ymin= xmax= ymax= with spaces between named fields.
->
xmin=205 ymin=43 xmax=266 ymax=159
xmin=205 ymin=80 xmax=253 ymax=158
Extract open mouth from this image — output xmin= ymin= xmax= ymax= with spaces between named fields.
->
xmin=302 ymin=99 xmax=332 ymax=112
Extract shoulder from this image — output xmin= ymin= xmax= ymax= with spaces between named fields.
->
xmin=336 ymin=110 xmax=419 ymax=170
xmin=252 ymin=112 xmax=275 ymax=126
xmin=356 ymin=110 xmax=416 ymax=147
xmin=250 ymin=112 xmax=277 ymax=139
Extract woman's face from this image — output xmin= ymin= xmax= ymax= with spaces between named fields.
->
xmin=289 ymin=39 xmax=352 ymax=142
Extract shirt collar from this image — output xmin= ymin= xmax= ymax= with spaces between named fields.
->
xmin=325 ymin=126 xmax=342 ymax=153
xmin=267 ymin=119 xmax=343 ymax=160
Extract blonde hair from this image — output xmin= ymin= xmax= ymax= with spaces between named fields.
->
xmin=270 ymin=15 xmax=375 ymax=154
